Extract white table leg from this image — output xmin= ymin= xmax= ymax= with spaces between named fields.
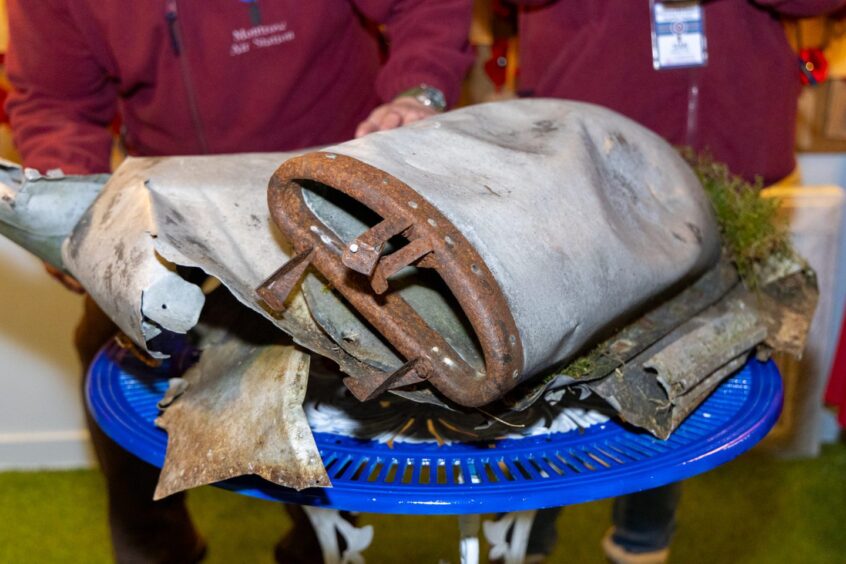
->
xmin=483 ymin=510 xmax=538 ymax=564
xmin=302 ymin=506 xmax=374 ymax=564
xmin=458 ymin=514 xmax=482 ymax=564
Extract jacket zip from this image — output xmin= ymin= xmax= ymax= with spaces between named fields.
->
xmin=244 ymin=0 xmax=262 ymax=26
xmin=165 ymin=0 xmax=210 ymax=154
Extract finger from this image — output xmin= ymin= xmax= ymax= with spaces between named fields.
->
xmin=355 ymin=105 xmax=392 ymax=137
xmin=44 ymin=262 xmax=85 ymax=294
xmin=398 ymin=109 xmax=428 ymax=126
xmin=393 ymin=102 xmax=437 ymax=126
xmin=376 ymin=110 xmax=403 ymax=132
xmin=355 ymin=119 xmax=377 ymax=138
xmin=44 ymin=263 xmax=62 ymax=277
xmin=63 ymin=274 xmax=86 ymax=294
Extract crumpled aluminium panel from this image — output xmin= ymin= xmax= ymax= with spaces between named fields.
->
xmin=0 ymin=159 xmax=107 ymax=269
xmin=260 ymin=99 xmax=722 ymax=407
xmin=63 ymin=158 xmax=206 ymax=345
xmin=61 ymin=153 xmax=381 ymax=382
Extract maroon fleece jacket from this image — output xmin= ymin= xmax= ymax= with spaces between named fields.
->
xmin=517 ymin=0 xmax=846 ymax=184
xmin=6 ymin=0 xmax=473 ymax=174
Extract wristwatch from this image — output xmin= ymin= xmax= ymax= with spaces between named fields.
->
xmin=399 ymin=84 xmax=447 ymax=112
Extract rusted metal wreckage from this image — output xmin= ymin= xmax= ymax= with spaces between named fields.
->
xmin=0 ymin=99 xmax=817 ymax=497
xmin=258 ymin=100 xmax=722 ymax=408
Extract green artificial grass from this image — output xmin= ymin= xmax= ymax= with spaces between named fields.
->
xmin=1 ymin=441 xmax=844 ymax=563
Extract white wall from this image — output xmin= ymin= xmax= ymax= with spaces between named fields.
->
xmin=757 ymin=184 xmax=845 ymax=457
xmin=798 ymin=153 xmax=846 ymax=322
xmin=0 ymin=236 xmax=93 ymax=469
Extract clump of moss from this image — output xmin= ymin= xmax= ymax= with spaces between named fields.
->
xmin=560 ymin=352 xmax=597 ymax=378
xmin=683 ymin=150 xmax=793 ymax=288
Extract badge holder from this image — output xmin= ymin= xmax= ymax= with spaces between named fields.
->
xmin=650 ymin=0 xmax=708 ymax=70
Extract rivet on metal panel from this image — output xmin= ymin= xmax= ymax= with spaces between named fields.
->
xmin=341 ymin=216 xmax=412 ymax=276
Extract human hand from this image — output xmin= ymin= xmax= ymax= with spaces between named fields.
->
xmin=44 ymin=262 xmax=85 ymax=294
xmin=355 ymin=96 xmax=438 ymax=138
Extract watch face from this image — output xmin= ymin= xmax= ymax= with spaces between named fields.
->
xmin=400 ymin=85 xmax=447 ymax=111
xmin=414 ymin=86 xmax=446 ymax=111
xmin=426 ymin=88 xmax=447 ymax=111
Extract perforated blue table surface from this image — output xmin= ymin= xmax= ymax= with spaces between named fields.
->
xmin=86 ymin=343 xmax=782 ymax=515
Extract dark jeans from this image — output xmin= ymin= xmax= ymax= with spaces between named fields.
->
xmin=527 ymin=483 xmax=682 ymax=556
xmin=77 ymin=296 xmax=203 ymax=564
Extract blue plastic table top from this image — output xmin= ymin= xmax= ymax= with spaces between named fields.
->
xmin=86 ymin=343 xmax=782 ymax=515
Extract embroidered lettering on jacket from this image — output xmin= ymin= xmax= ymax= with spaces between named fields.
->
xmin=230 ymin=21 xmax=295 ymax=56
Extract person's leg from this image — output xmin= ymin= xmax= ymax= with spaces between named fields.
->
xmin=525 ymin=507 xmax=562 ymax=557
xmin=77 ymin=296 xmax=204 ymax=564
xmin=603 ymin=482 xmax=682 ymax=563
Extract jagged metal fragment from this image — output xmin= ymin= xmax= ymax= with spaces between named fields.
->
xmin=505 ymin=259 xmax=740 ymax=412
xmin=0 ymin=159 xmax=107 ymax=269
xmin=646 ymin=299 xmax=766 ymax=397
xmin=62 ymin=158 xmax=206 ymax=349
xmin=150 ymin=286 xmax=332 ymax=497
xmin=756 ymin=257 xmax=819 ymax=357
xmin=587 ymin=289 xmax=769 ymax=438
xmin=260 ymin=99 xmax=721 ymax=407
xmin=154 ymin=338 xmax=328 ymax=499
xmin=157 ymin=378 xmax=189 ymax=409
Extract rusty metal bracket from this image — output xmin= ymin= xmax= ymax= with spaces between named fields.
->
xmin=257 ymin=248 xmax=314 ymax=311
xmin=342 ymin=216 xmax=412 ymax=276
xmin=343 ymin=357 xmax=432 ymax=402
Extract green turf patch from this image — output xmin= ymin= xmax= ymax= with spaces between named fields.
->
xmin=1 ymin=441 xmax=843 ymax=562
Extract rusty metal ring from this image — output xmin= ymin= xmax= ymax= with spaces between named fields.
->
xmin=261 ymin=152 xmax=524 ymax=407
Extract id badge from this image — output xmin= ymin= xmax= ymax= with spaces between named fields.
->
xmin=650 ymin=0 xmax=707 ymax=70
